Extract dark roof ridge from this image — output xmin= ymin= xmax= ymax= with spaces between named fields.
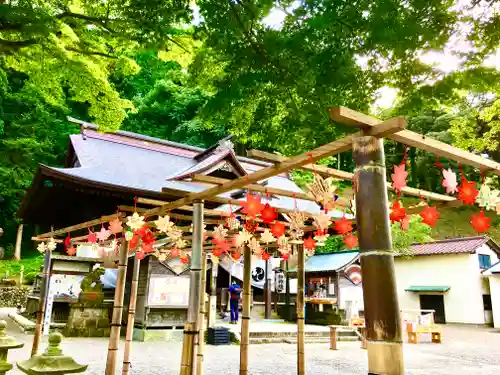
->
xmin=67 ymin=117 xmax=273 ymax=168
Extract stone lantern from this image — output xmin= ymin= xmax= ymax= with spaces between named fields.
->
xmin=0 ymin=320 xmax=24 ymax=375
xmin=17 ymin=332 xmax=87 ymax=375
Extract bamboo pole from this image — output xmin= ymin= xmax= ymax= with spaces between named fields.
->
xmin=239 ymin=245 xmax=252 ymax=375
xmin=196 ymin=253 xmax=207 ymax=375
xmin=122 ymin=254 xmax=141 ymax=375
xmin=180 ymin=200 xmax=204 ymax=375
xmin=353 ymin=136 xmax=404 ymax=375
xmin=264 ymin=258 xmax=271 ymax=319
xmin=105 ymin=239 xmax=129 ymax=375
xmin=14 ymin=224 xmax=23 ymax=260
xmin=31 ymin=248 xmax=52 ymax=356
xmin=296 ymin=244 xmax=305 ymax=375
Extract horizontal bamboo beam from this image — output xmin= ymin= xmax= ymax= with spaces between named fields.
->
xmin=37 ymin=213 xmax=126 ymax=239
xmin=246 ymin=149 xmax=456 ymax=203
xmin=330 ymin=106 xmax=500 ymax=174
xmin=142 ymin=118 xmax=405 ymax=218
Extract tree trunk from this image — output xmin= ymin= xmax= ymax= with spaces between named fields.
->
xmin=14 ymin=224 xmax=23 ymax=261
xmin=196 ymin=252 xmax=207 ymax=375
xmin=105 ymin=239 xmax=129 ymax=375
xmin=31 ymin=248 xmax=52 ymax=356
xmin=353 ymin=136 xmax=404 ymax=375
xmin=122 ymin=255 xmax=141 ymax=374
xmin=181 ymin=200 xmax=204 ymax=375
xmin=239 ymin=245 xmax=251 ymax=375
xmin=296 ymin=244 xmax=305 ymax=375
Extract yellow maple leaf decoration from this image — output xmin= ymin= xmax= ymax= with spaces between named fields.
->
xmin=37 ymin=242 xmax=48 ymax=253
xmin=213 ymin=224 xmax=228 ymax=241
xmin=313 ymin=212 xmax=331 ymax=230
xmin=307 ymin=175 xmax=338 ymax=210
xmin=289 ymin=211 xmax=306 ymax=230
xmin=127 ymin=212 xmax=145 ymax=230
xmin=260 ymin=228 xmax=276 ymax=244
xmin=154 ymin=215 xmax=175 ymax=233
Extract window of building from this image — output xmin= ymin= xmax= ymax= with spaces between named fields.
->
xmin=483 ymin=295 xmax=492 ymax=311
xmin=479 ymin=254 xmax=492 ymax=270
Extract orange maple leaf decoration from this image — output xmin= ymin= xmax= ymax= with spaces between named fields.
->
xmin=271 ymin=221 xmax=286 ymax=238
xmin=419 ymin=206 xmax=440 ymax=227
xmin=260 ymin=203 xmax=278 ymax=224
xmin=458 ymin=180 xmax=479 ymax=205
xmin=180 ymin=256 xmax=189 ymax=264
xmin=471 ymin=211 xmax=491 ymax=233
xmin=66 ymin=246 xmax=77 ymax=256
xmin=232 ymin=251 xmax=241 ymax=261
xmin=343 ymin=234 xmax=358 ymax=249
xmin=303 ymin=237 xmax=316 ymax=250
xmin=261 ymin=252 xmax=271 ymax=260
xmin=389 ymin=201 xmax=406 ymax=224
xmin=282 ymin=253 xmax=289 ymax=261
xmin=333 ymin=218 xmax=353 ymax=235
xmin=240 ymin=193 xmax=265 ymax=219
xmin=400 ymin=215 xmax=411 ymax=231
xmin=391 ymin=164 xmax=408 ymax=191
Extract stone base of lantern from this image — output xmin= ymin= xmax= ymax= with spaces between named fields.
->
xmin=64 ymin=302 xmax=112 ymax=337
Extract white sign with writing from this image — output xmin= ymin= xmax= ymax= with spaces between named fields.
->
xmin=147 ymin=276 xmax=190 ymax=307
xmin=43 ymin=277 xmax=56 ymax=336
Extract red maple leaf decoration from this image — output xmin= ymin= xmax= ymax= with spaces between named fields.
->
xmin=344 ymin=234 xmax=358 ymax=249
xmin=88 ymin=229 xmax=97 ymax=243
xmin=232 ymin=251 xmax=241 ymax=261
xmin=260 ymin=204 xmax=278 ymax=224
xmin=471 ymin=211 xmax=491 ymax=233
xmin=244 ymin=220 xmax=259 ymax=234
xmin=66 ymin=246 xmax=77 ymax=256
xmin=130 ymin=234 xmax=140 ymax=249
xmin=304 ymin=237 xmax=316 ymax=250
xmin=142 ymin=243 xmax=154 ymax=254
xmin=282 ymin=253 xmax=289 ymax=261
xmin=180 ymin=256 xmax=189 ymax=264
xmin=271 ymin=221 xmax=286 ymax=238
xmin=215 ymin=239 xmax=230 ymax=253
xmin=213 ymin=248 xmax=223 ymax=257
xmin=458 ymin=180 xmax=479 ymax=205
xmin=389 ymin=201 xmax=406 ymax=224
xmin=136 ymin=250 xmax=145 ymax=260
xmin=240 ymin=193 xmax=265 ymax=219
xmin=333 ymin=218 xmax=353 ymax=235
xmin=261 ymin=252 xmax=270 ymax=260
xmin=392 ymin=164 xmax=408 ymax=191
xmin=140 ymin=229 xmax=155 ymax=245
xmin=419 ymin=206 xmax=440 ymax=227
xmin=170 ymin=248 xmax=180 ymax=258
xmin=400 ymin=215 xmax=411 ymax=231
xmin=64 ymin=234 xmax=72 ymax=249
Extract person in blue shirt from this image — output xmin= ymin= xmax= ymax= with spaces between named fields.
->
xmin=228 ymin=281 xmax=242 ymax=324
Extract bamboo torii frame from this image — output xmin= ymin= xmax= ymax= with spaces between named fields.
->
xmin=29 ymin=107 xmax=500 ymax=375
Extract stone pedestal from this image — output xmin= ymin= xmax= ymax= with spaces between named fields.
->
xmin=64 ymin=302 xmax=111 ymax=337
xmin=0 ymin=320 xmax=24 ymax=374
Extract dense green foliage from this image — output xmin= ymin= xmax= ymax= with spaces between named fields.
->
xmin=2 ymin=0 xmax=500 ymax=258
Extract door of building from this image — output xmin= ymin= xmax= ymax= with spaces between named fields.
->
xmin=419 ymin=294 xmax=446 ymax=324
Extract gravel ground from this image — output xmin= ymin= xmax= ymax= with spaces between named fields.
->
xmin=2 ymin=314 xmax=500 ymax=375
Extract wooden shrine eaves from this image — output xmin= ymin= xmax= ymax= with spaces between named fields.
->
xmin=142 ymin=116 xmax=405 ymax=218
xmin=330 ymin=106 xmax=500 ymax=174
xmin=246 ymin=150 xmax=455 ymax=202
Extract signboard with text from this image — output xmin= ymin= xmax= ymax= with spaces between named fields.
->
xmin=147 ymin=276 xmax=190 ymax=307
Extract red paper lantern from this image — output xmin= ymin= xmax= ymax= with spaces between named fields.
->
xmin=333 ymin=218 xmax=353 ymax=235
xmin=261 ymin=252 xmax=270 ymax=260
xmin=419 ymin=206 xmax=440 ymax=227
xmin=170 ymin=248 xmax=180 ymax=258
xmin=271 ymin=221 xmax=286 ymax=238
xmin=260 ymin=204 xmax=278 ymax=224
xmin=458 ymin=180 xmax=479 ymax=205
xmin=343 ymin=233 xmax=358 ymax=249
xmin=304 ymin=237 xmax=316 ymax=250
xmin=389 ymin=201 xmax=406 ymax=224
xmin=180 ymin=256 xmax=189 ymax=264
xmin=471 ymin=211 xmax=491 ymax=233
xmin=240 ymin=193 xmax=265 ymax=218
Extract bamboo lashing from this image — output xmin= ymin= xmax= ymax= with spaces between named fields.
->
xmin=105 ymin=239 xmax=129 ymax=375
xmin=122 ymin=254 xmax=141 ymax=375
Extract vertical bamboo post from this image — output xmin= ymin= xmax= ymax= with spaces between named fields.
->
xmin=239 ymin=245 xmax=251 ymax=375
xmin=31 ymin=247 xmax=51 ymax=356
xmin=296 ymin=244 xmax=305 ymax=375
xmin=180 ymin=200 xmax=204 ymax=375
xmin=208 ymin=263 xmax=218 ymax=327
xmin=196 ymin=253 xmax=207 ymax=375
xmin=122 ymin=254 xmax=141 ymax=375
xmin=353 ymin=136 xmax=404 ymax=375
xmin=14 ymin=224 xmax=23 ymax=261
xmin=105 ymin=239 xmax=129 ymax=375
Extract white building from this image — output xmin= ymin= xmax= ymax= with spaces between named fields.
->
xmin=394 ymin=236 xmax=500 ymax=325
